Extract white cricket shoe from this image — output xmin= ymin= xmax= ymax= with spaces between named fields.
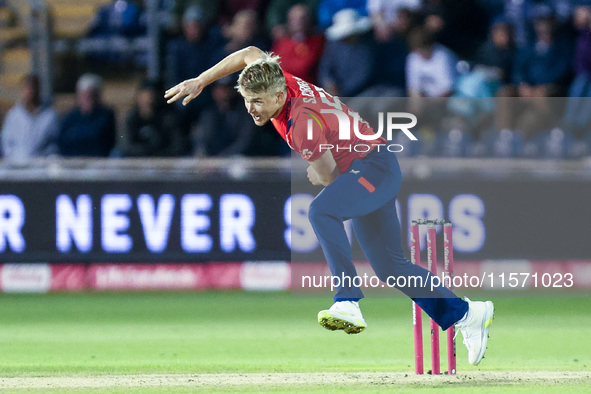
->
xmin=318 ymin=301 xmax=367 ymax=334
xmin=455 ymin=297 xmax=494 ymax=365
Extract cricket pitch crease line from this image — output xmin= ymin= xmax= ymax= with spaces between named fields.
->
xmin=0 ymin=371 xmax=589 ymax=388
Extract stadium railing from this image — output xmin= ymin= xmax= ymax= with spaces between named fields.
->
xmin=0 ymin=156 xmax=589 ymax=180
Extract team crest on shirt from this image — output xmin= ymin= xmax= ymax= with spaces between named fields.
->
xmin=301 ymin=149 xmax=313 ymax=159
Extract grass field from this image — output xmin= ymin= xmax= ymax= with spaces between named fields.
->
xmin=0 ymin=292 xmax=589 ymax=392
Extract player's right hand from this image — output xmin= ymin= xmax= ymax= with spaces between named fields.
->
xmin=164 ymin=77 xmax=205 ymax=106
xmin=306 ymin=166 xmax=322 ymax=186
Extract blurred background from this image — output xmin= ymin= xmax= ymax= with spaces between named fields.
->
xmin=0 ymin=0 xmax=590 ymax=294
xmin=2 ymin=0 xmax=591 ymax=159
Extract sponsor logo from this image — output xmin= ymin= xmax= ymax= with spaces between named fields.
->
xmin=1 ymin=263 xmax=51 ymax=293
xmin=240 ymin=261 xmax=291 ymax=291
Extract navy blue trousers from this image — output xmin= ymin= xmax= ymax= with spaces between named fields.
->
xmin=308 ymin=148 xmax=468 ymax=330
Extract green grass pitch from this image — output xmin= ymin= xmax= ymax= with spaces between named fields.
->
xmin=0 ymin=291 xmax=589 ymax=392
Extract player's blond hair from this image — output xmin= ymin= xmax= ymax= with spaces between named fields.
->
xmin=236 ymin=52 xmax=286 ymax=95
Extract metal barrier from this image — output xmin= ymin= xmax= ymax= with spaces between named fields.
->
xmin=26 ymin=0 xmax=52 ymax=102
xmin=0 ymin=157 xmax=590 ymax=181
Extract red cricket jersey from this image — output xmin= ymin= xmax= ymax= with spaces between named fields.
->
xmin=271 ymin=72 xmax=386 ymax=173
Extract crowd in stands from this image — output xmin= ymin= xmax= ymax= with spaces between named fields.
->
xmin=3 ymin=0 xmax=591 ymax=160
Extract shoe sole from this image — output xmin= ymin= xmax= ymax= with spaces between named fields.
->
xmin=317 ymin=311 xmax=367 ymax=335
xmin=473 ymin=301 xmax=494 ymax=365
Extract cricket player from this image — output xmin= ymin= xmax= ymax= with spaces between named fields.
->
xmin=165 ymin=46 xmax=494 ymax=365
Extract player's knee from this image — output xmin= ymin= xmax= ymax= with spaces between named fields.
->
xmin=308 ymin=196 xmax=330 ymax=225
xmin=371 ymin=258 xmax=414 ymax=283
xmin=372 ymin=268 xmax=391 ymax=284
xmin=392 ymin=258 xmax=414 ymax=269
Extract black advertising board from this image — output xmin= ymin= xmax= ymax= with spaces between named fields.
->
xmin=0 ymin=177 xmax=588 ymax=262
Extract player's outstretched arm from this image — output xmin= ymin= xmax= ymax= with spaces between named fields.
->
xmin=164 ymin=46 xmax=266 ymax=106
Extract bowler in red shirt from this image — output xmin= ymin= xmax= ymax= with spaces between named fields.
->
xmin=165 ymin=46 xmax=494 ymax=367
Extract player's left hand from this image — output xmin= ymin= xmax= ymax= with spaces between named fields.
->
xmin=164 ymin=77 xmax=205 ymax=106
xmin=307 ymin=166 xmax=322 ymax=186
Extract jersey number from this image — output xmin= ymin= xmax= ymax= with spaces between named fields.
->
xmin=313 ymin=86 xmax=343 ymax=110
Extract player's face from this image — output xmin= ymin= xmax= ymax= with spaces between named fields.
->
xmin=241 ymin=90 xmax=284 ymax=126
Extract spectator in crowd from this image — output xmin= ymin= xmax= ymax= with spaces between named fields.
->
xmin=471 ymin=18 xmax=518 ymax=138
xmin=122 ymin=80 xmax=183 ymax=157
xmin=368 ymin=0 xmax=422 ymax=42
xmin=488 ymin=15 xmax=573 ymax=149
xmin=266 ymin=0 xmax=319 ymax=41
xmin=405 ymin=27 xmax=457 ymax=98
xmin=420 ymin=0 xmax=489 ymax=59
xmin=57 ymin=74 xmax=116 ymax=157
xmin=404 ymin=27 xmax=457 ymax=142
xmin=271 ymin=4 xmax=325 ymax=84
xmin=318 ymin=9 xmax=376 ymax=97
xmin=166 ymin=5 xmax=222 ymax=134
xmin=513 ymin=15 xmax=572 ymax=97
xmin=218 ymin=0 xmax=266 ymax=27
xmin=317 ymin=0 xmax=368 ymax=30
xmin=192 ymin=76 xmax=255 ymax=156
xmin=87 ymin=0 xmax=144 ymax=38
xmin=85 ymin=0 xmax=146 ymax=66
xmin=571 ymin=5 xmax=591 ymax=97
xmin=503 ymin=0 xmax=575 ymax=47
xmin=562 ymin=5 xmax=591 ymax=137
xmin=219 ymin=9 xmax=271 ymax=56
xmin=172 ymin=0 xmax=219 ymax=31
xmin=475 ymin=18 xmax=516 ymax=89
xmin=1 ymin=75 xmax=59 ymax=161
xmin=369 ymin=4 xmax=413 ymax=96
xmin=210 ymin=9 xmax=271 ymax=89
xmin=503 ymin=0 xmax=530 ymax=47
xmin=166 ymin=6 xmax=222 ymax=92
